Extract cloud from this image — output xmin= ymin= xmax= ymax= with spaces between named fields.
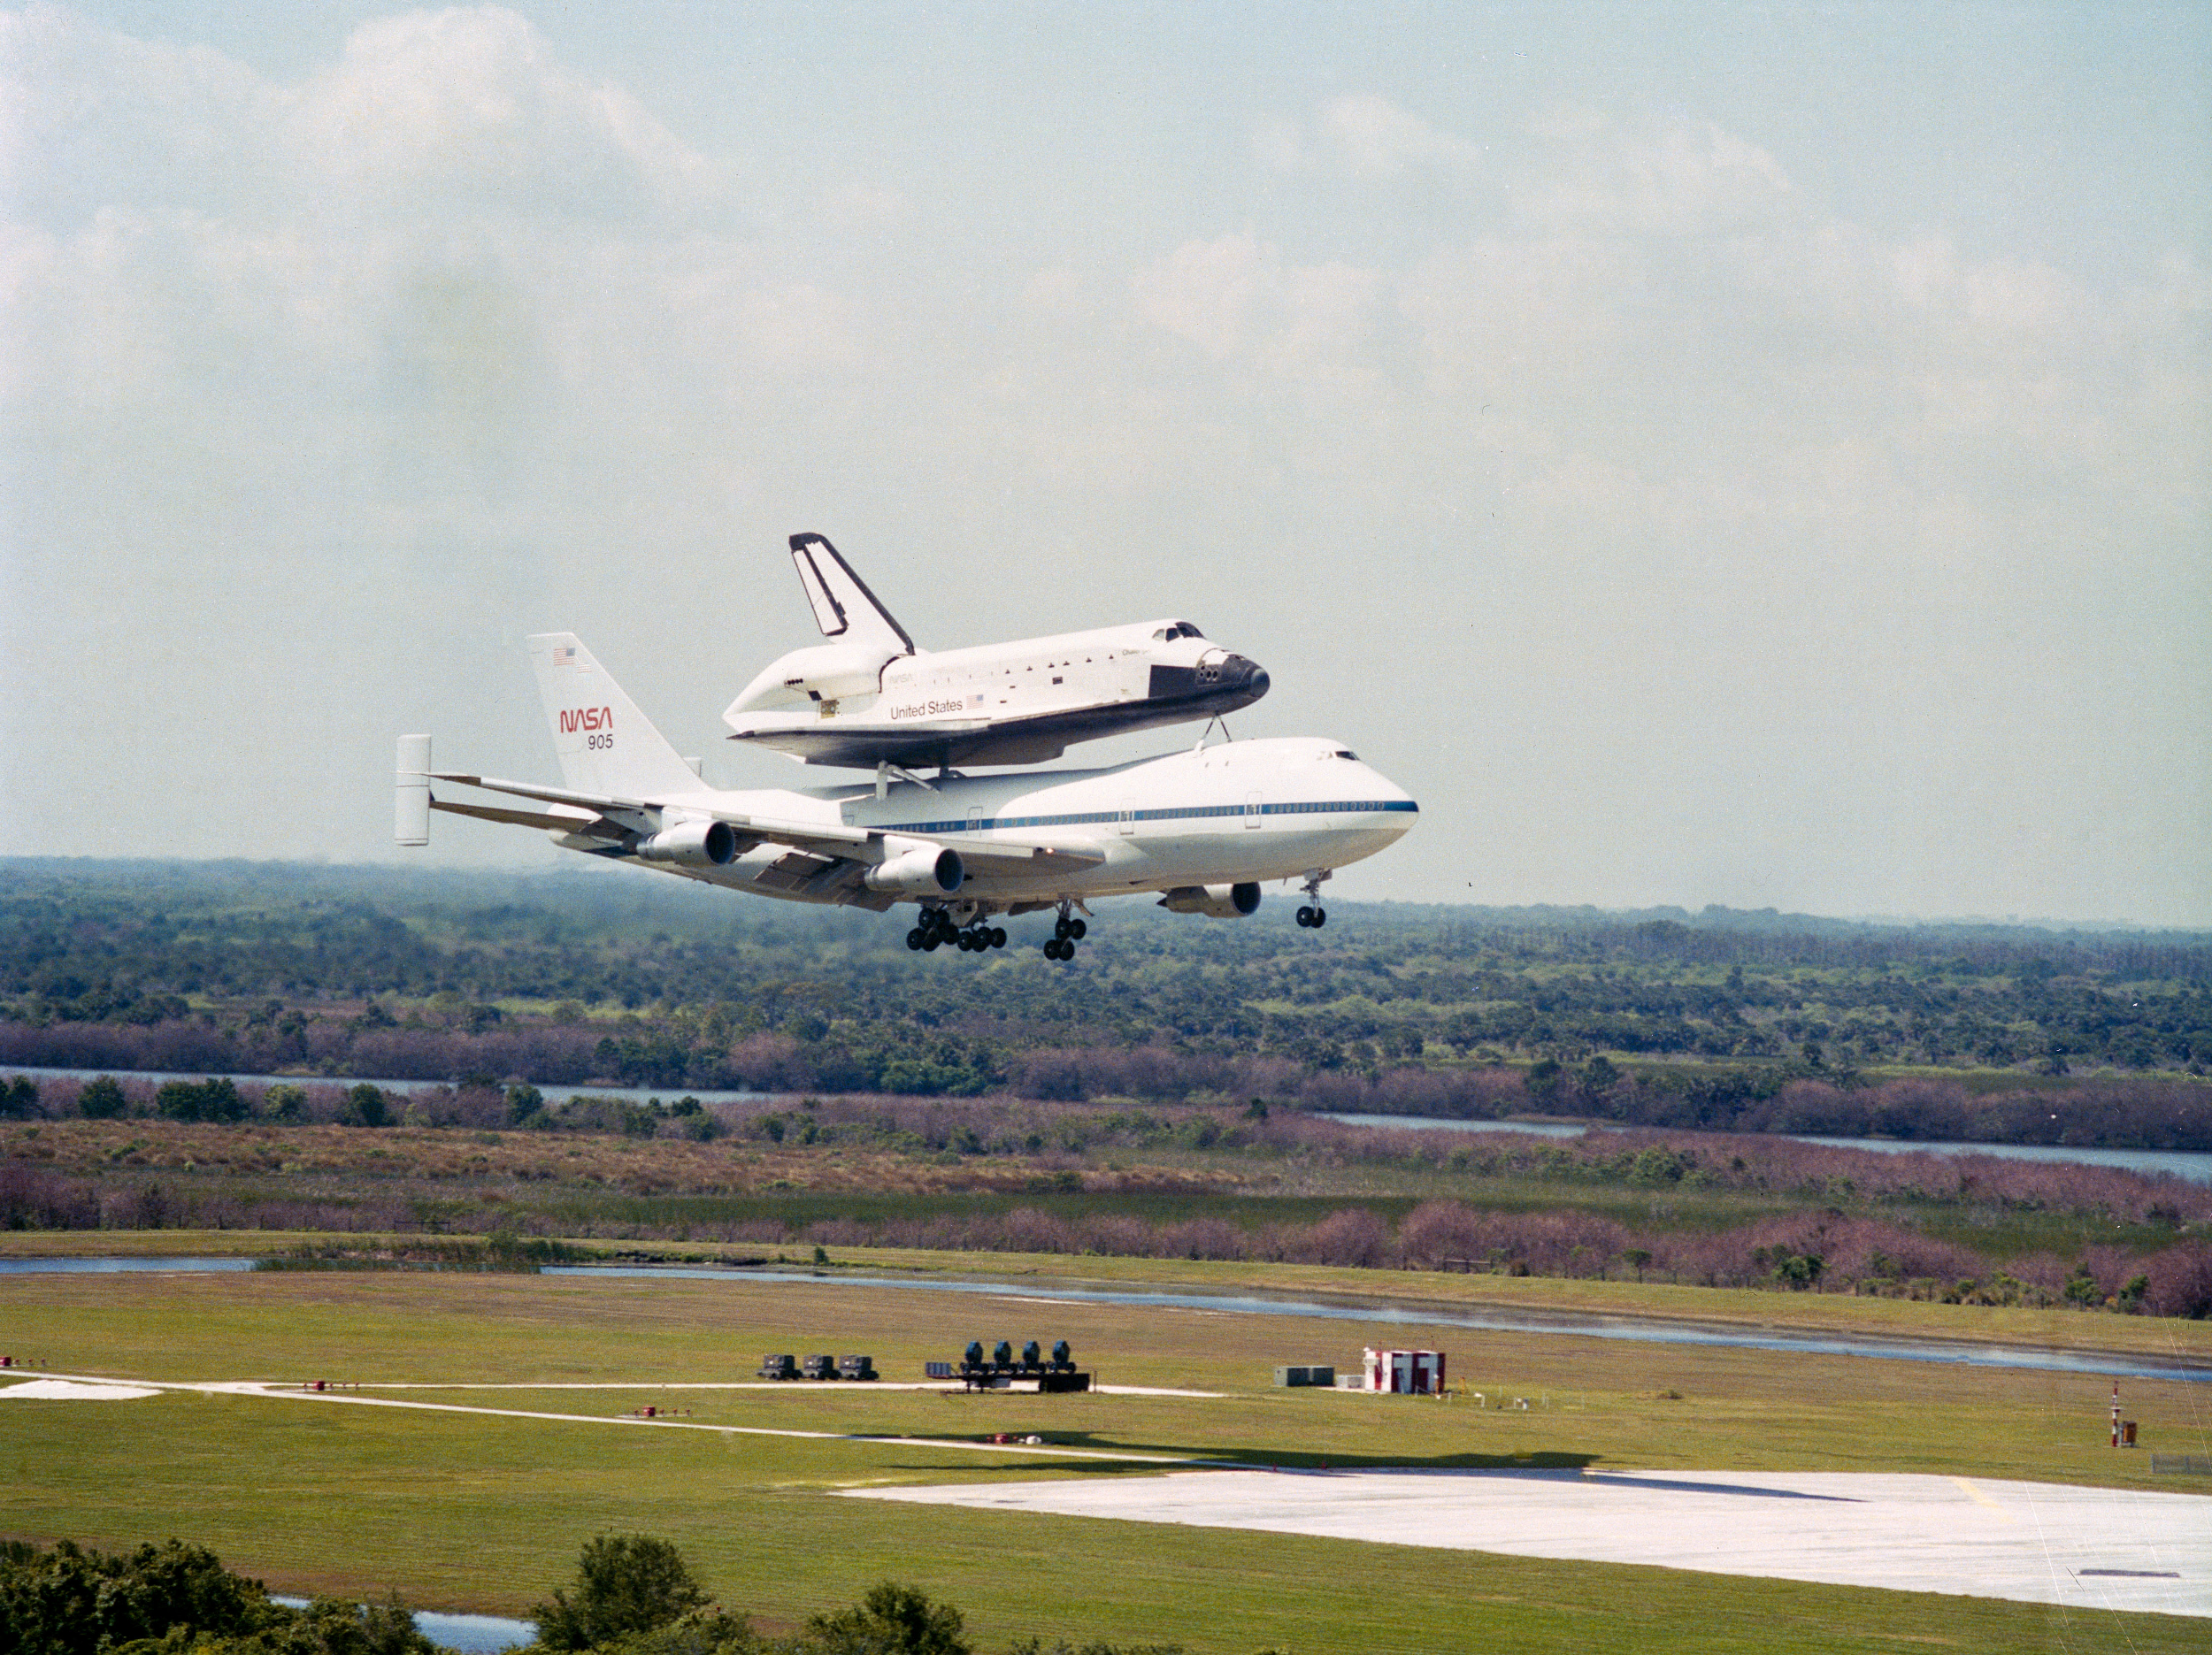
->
xmin=1132 ymin=232 xmax=1264 ymax=358
xmin=1516 ymin=108 xmax=1793 ymax=235
xmin=1319 ymin=95 xmax=1483 ymax=177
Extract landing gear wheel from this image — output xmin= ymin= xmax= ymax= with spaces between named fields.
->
xmin=922 ymin=933 xmax=941 ymax=952
xmin=1312 ymin=907 xmax=1326 ymax=928
xmin=1068 ymin=918 xmax=1087 ymax=940
xmin=990 ymin=927 xmax=1007 ymax=948
xmin=1296 ymin=906 xmax=1315 ymax=928
xmin=1053 ymin=916 xmax=1071 ymax=940
xmin=907 ymin=927 xmax=926 ymax=949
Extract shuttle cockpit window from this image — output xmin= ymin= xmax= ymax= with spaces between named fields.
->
xmin=1332 ymin=749 xmax=1358 ymax=761
xmin=1151 ymin=622 xmax=1205 ymax=641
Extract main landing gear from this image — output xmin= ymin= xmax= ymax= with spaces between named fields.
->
xmin=1043 ymin=903 xmax=1087 ymax=962
xmin=906 ymin=910 xmax=1007 ymax=954
xmin=1294 ymin=869 xmax=1332 ymax=930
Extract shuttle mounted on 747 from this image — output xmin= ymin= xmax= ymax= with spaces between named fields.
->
xmin=396 ymin=533 xmax=1415 ymax=960
xmin=723 ymin=533 xmax=1271 ymax=771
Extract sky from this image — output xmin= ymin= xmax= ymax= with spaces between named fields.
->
xmin=2 ymin=2 xmax=2206 ymax=926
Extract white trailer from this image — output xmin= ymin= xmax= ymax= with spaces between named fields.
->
xmin=1362 ymin=1347 xmax=1446 ymax=1394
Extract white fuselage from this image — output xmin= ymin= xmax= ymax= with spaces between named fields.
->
xmin=604 ymin=737 xmax=1415 ymax=910
xmin=722 ymin=619 xmax=1269 ymax=769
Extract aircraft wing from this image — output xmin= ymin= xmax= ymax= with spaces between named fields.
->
xmin=427 ymin=772 xmax=1104 ymax=873
xmin=428 ymin=795 xmax=613 ymax=836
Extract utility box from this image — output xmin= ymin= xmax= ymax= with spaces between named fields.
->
xmin=838 ymin=1354 xmax=879 ymax=1381
xmin=2123 ymin=1421 xmax=2139 ymax=1447
xmin=801 ymin=1353 xmax=840 ymax=1380
xmin=1362 ymin=1347 xmax=1446 ymax=1395
xmin=1275 ymin=1365 xmax=1336 ymax=1388
xmin=757 ymin=1354 xmax=797 ymax=1381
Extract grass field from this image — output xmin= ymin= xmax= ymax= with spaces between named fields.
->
xmin=4 ymin=1243 xmax=2210 ymax=1651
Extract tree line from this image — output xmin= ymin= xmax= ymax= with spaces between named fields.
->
xmin=3 ymin=860 xmax=2208 ymax=1150
xmin=0 ymin=1531 xmax=1173 ymax=1655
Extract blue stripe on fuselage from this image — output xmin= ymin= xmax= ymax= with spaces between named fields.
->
xmin=881 ymin=800 xmax=1419 ymax=834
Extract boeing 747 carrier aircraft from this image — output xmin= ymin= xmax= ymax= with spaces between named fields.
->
xmin=398 ymin=632 xmax=1415 ymax=960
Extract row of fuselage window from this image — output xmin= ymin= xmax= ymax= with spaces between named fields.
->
xmin=872 ymin=800 xmax=1417 ymax=836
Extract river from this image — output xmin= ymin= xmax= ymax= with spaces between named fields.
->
xmin=0 ymin=1063 xmax=768 ymax=1108
xmin=1319 ymin=1114 xmax=2212 ymax=1186
xmin=10 ymin=1061 xmax=2201 ymax=1184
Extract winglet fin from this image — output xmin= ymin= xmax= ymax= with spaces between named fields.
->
xmin=396 ymin=734 xmax=430 ymax=846
xmin=526 ymin=634 xmax=703 ymax=799
xmin=788 ymin=533 xmax=915 ymax=654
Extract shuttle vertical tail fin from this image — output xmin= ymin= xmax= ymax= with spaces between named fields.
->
xmin=787 ymin=533 xmax=915 ymax=655
xmin=526 ymin=633 xmax=703 ymax=799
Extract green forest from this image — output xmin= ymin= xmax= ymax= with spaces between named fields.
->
xmin=2 ymin=858 xmax=2206 ymax=1148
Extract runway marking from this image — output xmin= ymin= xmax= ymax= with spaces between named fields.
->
xmin=1950 ymin=1476 xmax=2014 ymax=1520
xmin=27 ymin=1370 xmax=1217 ymax=1466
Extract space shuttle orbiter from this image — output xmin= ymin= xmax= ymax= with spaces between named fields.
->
xmin=723 ymin=533 xmax=1270 ymax=770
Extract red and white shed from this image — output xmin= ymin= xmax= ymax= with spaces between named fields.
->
xmin=1362 ymin=1347 xmax=1446 ymax=1394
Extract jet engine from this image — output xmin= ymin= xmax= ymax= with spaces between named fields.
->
xmin=1157 ymin=882 xmax=1262 ymax=918
xmin=864 ymin=842 xmax=965 ymax=895
xmin=635 ymin=819 xmax=737 ymax=867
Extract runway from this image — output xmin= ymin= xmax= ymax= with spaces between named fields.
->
xmin=847 ymin=1467 xmax=2212 ymax=1618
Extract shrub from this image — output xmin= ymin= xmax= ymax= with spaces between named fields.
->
xmin=534 ymin=1534 xmax=710 ymax=1651
xmin=0 ymin=1538 xmax=291 ymax=1655
xmin=803 ymin=1582 xmax=969 ymax=1655
xmin=342 ymin=1083 xmax=389 ymax=1129
xmin=75 ymin=1077 xmax=128 ymax=1120
xmin=262 ymin=1084 xmax=309 ymax=1124
xmin=154 ymin=1077 xmax=246 ymax=1123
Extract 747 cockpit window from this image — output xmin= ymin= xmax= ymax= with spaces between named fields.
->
xmin=1151 ymin=622 xmax=1205 ymax=641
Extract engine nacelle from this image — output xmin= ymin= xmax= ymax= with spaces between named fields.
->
xmin=1157 ymin=882 xmax=1262 ymax=918
xmin=635 ymin=819 xmax=737 ymax=867
xmin=864 ymin=842 xmax=964 ymax=895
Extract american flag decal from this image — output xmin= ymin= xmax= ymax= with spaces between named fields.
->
xmin=552 ymin=646 xmax=576 ymax=668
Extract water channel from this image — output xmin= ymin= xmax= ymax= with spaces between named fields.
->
xmin=1319 ymin=1113 xmax=2212 ymax=1185
xmin=545 ymin=1266 xmax=2212 ymax=1384
xmin=271 ymin=1598 xmax=531 ymax=1652
xmin=11 ymin=1062 xmax=2202 ymax=1184
xmin=4 ymin=1255 xmax=2208 ymax=1382
xmin=0 ymin=1063 xmax=769 ymax=1109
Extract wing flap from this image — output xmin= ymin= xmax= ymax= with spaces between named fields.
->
xmin=428 ymin=796 xmax=615 ymax=836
